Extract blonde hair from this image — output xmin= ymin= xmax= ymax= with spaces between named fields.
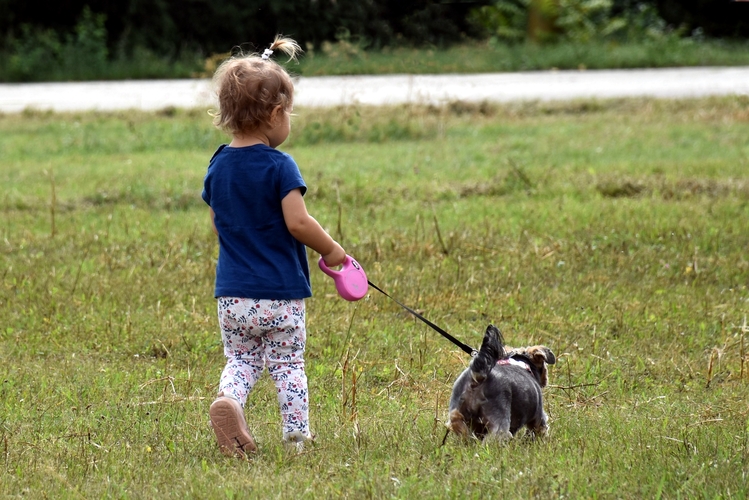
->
xmin=211 ymin=36 xmax=302 ymax=136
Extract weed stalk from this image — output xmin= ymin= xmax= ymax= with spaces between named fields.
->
xmin=46 ymin=169 xmax=57 ymax=238
xmin=741 ymin=316 xmax=747 ymax=382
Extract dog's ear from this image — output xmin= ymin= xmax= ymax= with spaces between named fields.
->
xmin=529 ymin=346 xmax=556 ymax=366
xmin=534 ymin=346 xmax=557 ymax=365
xmin=542 ymin=347 xmax=556 ymax=365
xmin=523 ymin=345 xmax=555 ymax=388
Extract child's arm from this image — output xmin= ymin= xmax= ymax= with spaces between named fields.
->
xmin=282 ymin=188 xmax=346 ymax=267
xmin=209 ymin=208 xmax=218 ymax=235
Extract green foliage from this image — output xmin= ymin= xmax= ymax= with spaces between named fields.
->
xmin=0 ymin=6 xmax=203 ymax=82
xmin=63 ymin=7 xmax=109 ymax=75
xmin=7 ymin=7 xmax=108 ymax=80
xmin=555 ymin=0 xmax=628 ymax=42
xmin=469 ymin=0 xmax=678 ymax=44
xmin=5 ymin=7 xmax=108 ymax=81
xmin=1 ymin=1 xmax=748 ymax=81
xmin=468 ymin=0 xmax=532 ymax=43
xmin=6 ymin=35 xmax=749 ymax=83
xmin=0 ymin=0 xmax=487 ymax=68
xmin=5 ymin=24 xmax=63 ymax=81
xmin=615 ymin=1 xmax=674 ymax=40
xmin=1 ymin=97 xmax=749 ymax=497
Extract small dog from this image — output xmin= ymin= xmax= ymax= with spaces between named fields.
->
xmin=447 ymin=325 xmax=555 ymax=442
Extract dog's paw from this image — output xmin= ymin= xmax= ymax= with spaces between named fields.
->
xmin=535 ymin=423 xmax=549 ymax=436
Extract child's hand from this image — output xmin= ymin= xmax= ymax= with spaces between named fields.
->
xmin=322 ymin=243 xmax=346 ymax=268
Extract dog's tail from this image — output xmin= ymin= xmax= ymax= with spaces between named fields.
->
xmin=470 ymin=324 xmax=506 ymax=385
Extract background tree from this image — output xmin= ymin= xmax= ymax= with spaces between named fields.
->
xmin=0 ymin=0 xmax=491 ymax=57
xmin=653 ymin=0 xmax=749 ymax=37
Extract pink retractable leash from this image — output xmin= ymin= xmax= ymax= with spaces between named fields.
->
xmin=318 ymin=255 xmax=369 ymax=301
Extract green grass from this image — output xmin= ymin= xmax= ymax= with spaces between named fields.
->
xmin=1 ymin=96 xmax=749 ymax=498
xmin=296 ymin=38 xmax=749 ymax=76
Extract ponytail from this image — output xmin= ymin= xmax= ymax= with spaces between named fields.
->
xmin=262 ymin=35 xmax=302 ymax=62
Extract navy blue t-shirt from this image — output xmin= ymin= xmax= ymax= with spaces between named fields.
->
xmin=202 ymin=144 xmax=311 ymax=299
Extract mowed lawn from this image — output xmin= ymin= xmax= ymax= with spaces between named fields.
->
xmin=1 ymin=96 xmax=748 ymax=498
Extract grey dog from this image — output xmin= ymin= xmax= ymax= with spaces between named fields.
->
xmin=447 ymin=324 xmax=556 ymax=442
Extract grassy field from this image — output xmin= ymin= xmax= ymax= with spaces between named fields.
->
xmin=1 ymin=96 xmax=748 ymax=498
xmin=296 ymin=38 xmax=749 ymax=76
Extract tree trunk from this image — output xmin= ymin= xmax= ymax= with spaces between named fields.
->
xmin=528 ymin=0 xmax=559 ymax=42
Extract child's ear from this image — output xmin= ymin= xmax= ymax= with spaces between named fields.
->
xmin=270 ymin=105 xmax=283 ymax=124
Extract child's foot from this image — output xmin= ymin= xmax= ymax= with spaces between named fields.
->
xmin=283 ymin=430 xmax=313 ymax=455
xmin=209 ymin=393 xmax=256 ymax=457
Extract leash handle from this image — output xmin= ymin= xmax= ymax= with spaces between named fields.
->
xmin=367 ymin=280 xmax=476 ymax=356
xmin=319 ymin=255 xmax=368 ymax=301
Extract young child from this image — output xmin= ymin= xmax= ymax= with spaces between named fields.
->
xmin=202 ymin=36 xmax=346 ymax=457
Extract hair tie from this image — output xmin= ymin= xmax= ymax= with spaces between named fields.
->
xmin=261 ymin=48 xmax=273 ymax=60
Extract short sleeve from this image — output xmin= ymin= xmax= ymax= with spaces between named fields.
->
xmin=277 ymin=153 xmax=307 ymax=199
xmin=202 ymin=144 xmax=227 ymax=206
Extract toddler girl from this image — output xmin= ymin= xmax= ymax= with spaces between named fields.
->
xmin=202 ymin=36 xmax=346 ymax=457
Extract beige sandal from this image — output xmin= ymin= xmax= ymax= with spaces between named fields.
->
xmin=209 ymin=393 xmax=257 ymax=457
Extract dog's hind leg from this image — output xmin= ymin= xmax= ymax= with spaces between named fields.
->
xmin=528 ymin=411 xmax=550 ymax=439
xmin=483 ymin=428 xmax=513 ymax=445
xmin=482 ymin=406 xmax=513 ymax=444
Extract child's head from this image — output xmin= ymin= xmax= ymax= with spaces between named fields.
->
xmin=211 ymin=36 xmax=301 ymax=137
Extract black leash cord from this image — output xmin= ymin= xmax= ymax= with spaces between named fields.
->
xmin=367 ymin=280 xmax=476 ymax=356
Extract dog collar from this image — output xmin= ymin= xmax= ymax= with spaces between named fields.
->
xmin=497 ymin=358 xmax=531 ymax=372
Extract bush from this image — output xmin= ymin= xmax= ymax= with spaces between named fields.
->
xmin=5 ymin=7 xmax=107 ymax=81
xmin=6 ymin=24 xmax=63 ymax=81
xmin=469 ymin=0 xmax=679 ymax=44
xmin=0 ymin=6 xmax=203 ymax=82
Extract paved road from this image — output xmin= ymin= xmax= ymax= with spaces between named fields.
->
xmin=1 ymin=66 xmax=748 ymax=113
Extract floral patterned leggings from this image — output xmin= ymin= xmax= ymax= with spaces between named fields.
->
xmin=217 ymin=297 xmax=309 ymax=438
